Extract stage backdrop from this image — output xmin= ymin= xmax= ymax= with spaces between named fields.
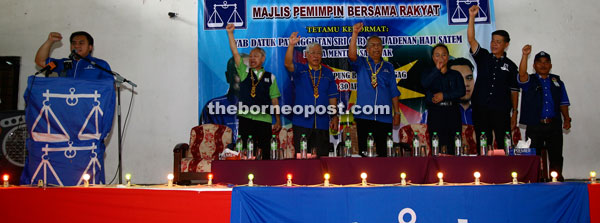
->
xmin=198 ymin=0 xmax=496 ymax=129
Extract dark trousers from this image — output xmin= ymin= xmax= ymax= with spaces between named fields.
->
xmin=292 ymin=125 xmax=330 ymax=157
xmin=238 ymin=116 xmax=271 ymax=160
xmin=355 ymin=118 xmax=393 ymax=157
xmin=427 ymin=105 xmax=462 ymax=155
xmin=473 ymin=106 xmax=510 ymax=153
xmin=526 ymin=121 xmax=564 ymax=180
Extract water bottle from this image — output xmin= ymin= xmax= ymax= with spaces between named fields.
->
xmin=431 ymin=132 xmax=439 ymax=156
xmin=235 ymin=135 xmax=243 ymax=159
xmin=247 ymin=135 xmax=255 ymax=160
xmin=412 ymin=132 xmax=420 ymax=157
xmin=386 ymin=132 xmax=393 ymax=157
xmin=504 ymin=131 xmax=511 ymax=156
xmin=344 ymin=132 xmax=352 ymax=157
xmin=454 ymin=132 xmax=462 ymax=156
xmin=479 ymin=132 xmax=487 ymax=156
xmin=270 ymin=134 xmax=278 ymax=160
xmin=367 ymin=132 xmax=375 ymax=157
xmin=300 ymin=134 xmax=308 ymax=159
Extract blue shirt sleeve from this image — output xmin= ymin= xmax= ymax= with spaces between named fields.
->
xmin=292 ymin=62 xmax=303 ymax=79
xmin=327 ymin=71 xmax=339 ymax=99
xmin=388 ymin=64 xmax=400 ymax=98
xmin=517 ymin=74 xmax=532 ymax=91
xmin=560 ymin=81 xmax=570 ymax=106
xmin=45 ymin=57 xmax=65 ymax=74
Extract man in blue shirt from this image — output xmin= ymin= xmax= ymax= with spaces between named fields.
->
xmin=349 ymin=22 xmax=401 ymax=157
xmin=468 ymin=6 xmax=520 ymax=153
xmin=518 ymin=45 xmax=571 ymax=181
xmin=284 ymin=32 xmax=339 ymax=157
xmin=35 ymin=31 xmax=113 ymax=80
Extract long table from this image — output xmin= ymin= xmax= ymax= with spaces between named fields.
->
xmin=211 ymin=156 xmax=541 ymax=185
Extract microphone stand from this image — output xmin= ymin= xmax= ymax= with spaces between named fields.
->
xmin=72 ymin=51 xmax=137 ymax=184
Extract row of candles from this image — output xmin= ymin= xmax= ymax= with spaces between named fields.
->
xmin=165 ymin=170 xmax=598 ymax=188
xmin=3 ymin=171 xmax=598 ymax=187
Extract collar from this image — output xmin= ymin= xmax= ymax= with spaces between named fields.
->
xmin=536 ymin=73 xmax=550 ymax=80
xmin=367 ymin=56 xmax=383 ymax=65
xmin=308 ymin=64 xmax=321 ymax=71
xmin=492 ymin=52 xmax=506 ymax=60
xmin=249 ymin=67 xmax=265 ymax=75
xmin=75 ymin=54 xmax=93 ymax=62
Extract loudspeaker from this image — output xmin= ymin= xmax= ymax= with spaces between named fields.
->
xmin=0 ymin=110 xmax=26 ymax=185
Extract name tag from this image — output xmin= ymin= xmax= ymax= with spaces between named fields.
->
xmin=509 ymin=148 xmax=536 ymax=156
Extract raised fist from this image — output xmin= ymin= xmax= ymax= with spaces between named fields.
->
xmin=469 ymin=5 xmax=479 ymax=18
xmin=522 ymin=44 xmax=532 ymax=56
xmin=226 ymin=23 xmax=235 ymax=33
xmin=47 ymin=32 xmax=62 ymax=42
xmin=353 ymin=22 xmax=363 ymax=35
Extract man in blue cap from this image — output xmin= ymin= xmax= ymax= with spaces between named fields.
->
xmin=518 ymin=45 xmax=571 ymax=181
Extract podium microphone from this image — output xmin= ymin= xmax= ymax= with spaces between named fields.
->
xmin=35 ymin=61 xmax=56 ymax=76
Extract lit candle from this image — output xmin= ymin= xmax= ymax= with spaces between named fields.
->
xmin=83 ymin=174 xmax=91 ymax=187
xmin=125 ymin=173 xmax=132 ymax=187
xmin=437 ymin=172 xmax=444 ymax=185
xmin=360 ymin=172 xmax=368 ymax=187
xmin=286 ymin=174 xmax=292 ymax=187
xmin=550 ymin=171 xmax=558 ymax=182
xmin=400 ymin=172 xmax=407 ymax=186
xmin=3 ymin=174 xmax=9 ymax=187
xmin=167 ymin=173 xmax=174 ymax=187
xmin=207 ymin=173 xmax=213 ymax=186
xmin=248 ymin=173 xmax=254 ymax=187
xmin=324 ymin=173 xmax=330 ymax=187
xmin=474 ymin=172 xmax=481 ymax=185
xmin=511 ymin=172 xmax=518 ymax=184
xmin=590 ymin=171 xmax=597 ymax=184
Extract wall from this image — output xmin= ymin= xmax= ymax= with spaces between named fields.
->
xmin=0 ymin=0 xmax=597 ymax=183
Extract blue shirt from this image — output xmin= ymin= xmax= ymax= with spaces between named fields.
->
xmin=290 ymin=62 xmax=339 ymax=130
xmin=46 ymin=56 xmax=113 ymax=80
xmin=350 ymin=57 xmax=400 ymax=123
xmin=518 ymin=74 xmax=570 ymax=119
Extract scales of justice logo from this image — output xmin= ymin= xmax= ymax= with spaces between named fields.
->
xmin=205 ymin=0 xmax=247 ymax=30
xmin=447 ymin=0 xmax=490 ymax=25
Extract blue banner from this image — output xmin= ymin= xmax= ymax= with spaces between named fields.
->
xmin=21 ymin=77 xmax=115 ymax=186
xmin=231 ymin=183 xmax=590 ymax=222
xmin=199 ymin=0 xmax=496 ymax=129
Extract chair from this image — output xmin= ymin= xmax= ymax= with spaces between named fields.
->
xmin=173 ymin=124 xmax=232 ymax=184
xmin=275 ymin=127 xmax=295 ymax=159
xmin=399 ymin=124 xmax=431 ymax=155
